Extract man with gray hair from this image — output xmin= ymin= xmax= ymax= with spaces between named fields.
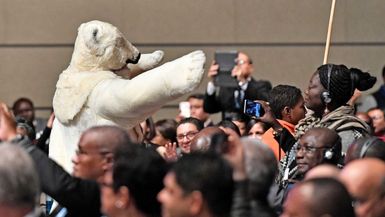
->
xmin=241 ymin=137 xmax=278 ymax=217
xmin=0 ymin=144 xmax=42 ymax=217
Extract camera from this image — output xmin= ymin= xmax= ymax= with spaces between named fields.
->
xmin=214 ymin=51 xmax=238 ymax=88
xmin=243 ymin=99 xmax=265 ymax=118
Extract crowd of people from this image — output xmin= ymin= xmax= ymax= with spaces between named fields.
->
xmin=0 ymin=51 xmax=385 ymax=217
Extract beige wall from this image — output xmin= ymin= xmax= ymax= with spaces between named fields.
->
xmin=1 ymin=0 xmax=385 ymax=121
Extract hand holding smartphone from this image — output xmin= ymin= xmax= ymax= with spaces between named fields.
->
xmin=179 ymin=101 xmax=191 ymax=118
xmin=243 ymin=99 xmax=265 ymax=118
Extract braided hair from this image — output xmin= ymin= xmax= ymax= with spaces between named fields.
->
xmin=318 ymin=64 xmax=376 ymax=106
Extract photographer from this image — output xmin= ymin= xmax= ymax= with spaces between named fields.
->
xmin=203 ymin=52 xmax=272 ymax=120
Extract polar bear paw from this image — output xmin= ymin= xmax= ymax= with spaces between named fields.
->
xmin=177 ymin=50 xmax=206 ymax=78
xmin=128 ymin=50 xmax=164 ymax=71
xmin=165 ymin=50 xmax=206 ymax=95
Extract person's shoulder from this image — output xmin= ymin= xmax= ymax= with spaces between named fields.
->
xmin=250 ymin=78 xmax=272 ymax=89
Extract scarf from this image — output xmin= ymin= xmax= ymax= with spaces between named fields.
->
xmin=295 ymin=105 xmax=370 ymax=139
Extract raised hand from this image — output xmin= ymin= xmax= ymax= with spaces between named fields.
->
xmin=164 ymin=142 xmax=178 ymax=162
xmin=0 ymin=103 xmax=17 ymax=141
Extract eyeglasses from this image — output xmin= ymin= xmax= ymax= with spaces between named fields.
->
xmin=235 ymin=59 xmax=246 ymax=66
xmin=176 ymin=131 xmax=198 ymax=141
xmin=295 ymin=142 xmax=328 ymax=154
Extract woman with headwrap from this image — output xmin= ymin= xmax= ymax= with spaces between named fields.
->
xmin=296 ymin=64 xmax=376 ymax=152
xmin=260 ymin=64 xmax=376 ymax=213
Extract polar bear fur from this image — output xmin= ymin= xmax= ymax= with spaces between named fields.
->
xmin=50 ymin=20 xmax=206 ymax=172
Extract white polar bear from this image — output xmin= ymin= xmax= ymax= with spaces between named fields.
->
xmin=50 ymin=20 xmax=206 ymax=172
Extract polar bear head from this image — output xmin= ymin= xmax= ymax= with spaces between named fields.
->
xmin=69 ymin=20 xmax=140 ymax=72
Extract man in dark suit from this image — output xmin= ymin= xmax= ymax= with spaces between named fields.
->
xmin=204 ymin=52 xmax=272 ymax=120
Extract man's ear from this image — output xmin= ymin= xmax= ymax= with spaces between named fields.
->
xmin=103 ymin=152 xmax=114 ymax=171
xmin=282 ymin=106 xmax=291 ymax=118
xmin=117 ymin=186 xmax=131 ymax=208
xmin=189 ymin=191 xmax=204 ymax=216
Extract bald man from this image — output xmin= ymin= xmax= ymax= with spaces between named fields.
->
xmin=295 ymin=127 xmax=342 ymax=179
xmin=304 ymin=164 xmax=340 ymax=180
xmin=190 ymin=126 xmax=224 ymax=152
xmin=281 ymin=178 xmax=355 ymax=217
xmin=339 ymin=158 xmax=385 ymax=217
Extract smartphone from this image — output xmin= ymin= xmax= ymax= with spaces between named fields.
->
xmin=214 ymin=51 xmax=238 ymax=87
xmin=243 ymin=99 xmax=265 ymax=118
xmin=179 ymin=101 xmax=191 ymax=118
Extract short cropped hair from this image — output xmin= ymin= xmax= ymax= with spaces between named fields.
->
xmin=301 ymin=178 xmax=355 ymax=217
xmin=269 ymin=85 xmax=302 ymax=119
xmin=172 ymin=152 xmax=234 ymax=217
xmin=177 ymin=117 xmax=204 ymax=131
xmin=113 ymin=144 xmax=168 ymax=217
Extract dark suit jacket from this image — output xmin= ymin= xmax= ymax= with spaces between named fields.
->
xmin=16 ymin=137 xmax=102 ymax=217
xmin=204 ymin=78 xmax=272 ymax=119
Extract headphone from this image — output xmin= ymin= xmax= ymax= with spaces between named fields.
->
xmin=359 ymin=137 xmax=378 ymax=158
xmin=323 ymin=136 xmax=341 ymax=163
xmin=321 ymin=64 xmax=333 ymax=104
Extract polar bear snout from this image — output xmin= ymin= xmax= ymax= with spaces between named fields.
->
xmin=126 ymin=53 xmax=141 ymax=64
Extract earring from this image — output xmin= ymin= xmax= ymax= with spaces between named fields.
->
xmin=115 ymin=200 xmax=124 ymax=208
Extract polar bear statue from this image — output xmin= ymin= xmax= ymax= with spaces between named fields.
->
xmin=50 ymin=20 xmax=206 ymax=172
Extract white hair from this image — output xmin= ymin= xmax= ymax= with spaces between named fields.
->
xmin=0 ymin=143 xmax=39 ymax=208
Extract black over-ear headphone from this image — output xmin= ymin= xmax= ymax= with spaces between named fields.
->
xmin=359 ymin=137 xmax=378 ymax=158
xmin=321 ymin=64 xmax=333 ymax=104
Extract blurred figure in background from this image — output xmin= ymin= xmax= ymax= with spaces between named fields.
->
xmin=367 ymin=107 xmax=385 ymax=140
xmin=204 ymin=52 xmax=272 ymax=120
xmin=246 ymin=119 xmax=268 ymax=140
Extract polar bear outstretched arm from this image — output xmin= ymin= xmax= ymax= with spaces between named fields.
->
xmin=89 ymin=50 xmax=205 ymax=120
xmin=114 ymin=50 xmax=164 ymax=79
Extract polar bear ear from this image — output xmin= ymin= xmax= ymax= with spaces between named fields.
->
xmin=80 ymin=23 xmax=106 ymax=56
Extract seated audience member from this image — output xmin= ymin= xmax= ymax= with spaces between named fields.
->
xmin=15 ymin=116 xmax=36 ymax=141
xmin=241 ymin=138 xmax=278 ymax=217
xmin=206 ymin=129 xmax=277 ymax=217
xmin=175 ymin=117 xmax=203 ymax=155
xmin=188 ymin=93 xmax=214 ymax=127
xmin=12 ymin=97 xmax=46 ymax=138
xmin=261 ymin=85 xmax=306 ymax=160
xmin=164 ymin=117 xmax=204 ymax=161
xmin=217 ymin=119 xmax=242 ymax=136
xmin=262 ymin=64 xmax=375 ymax=155
xmin=355 ymin=111 xmax=373 ymax=131
xmin=0 ymin=102 xmax=131 ymax=217
xmin=157 ymin=152 xmax=234 ymax=217
xmin=339 ymin=158 xmax=385 ymax=217
xmin=356 ymin=66 xmax=385 ymax=112
xmin=344 ymin=136 xmax=385 ymax=164
xmin=0 ymin=144 xmax=42 ymax=217
xmin=203 ymin=52 xmax=272 ymax=120
xmin=140 ymin=117 xmax=156 ymax=145
xmin=367 ymin=107 xmax=385 ymax=140
xmin=101 ymin=144 xmax=168 ymax=217
xmin=246 ymin=119 xmax=268 ymax=140
xmin=190 ymin=126 xmax=225 ymax=152
xmin=225 ymin=113 xmax=249 ymax=136
xmin=150 ymin=119 xmax=177 ymax=147
xmin=304 ymin=164 xmax=340 ymax=180
xmin=281 ymin=178 xmax=355 ymax=217
xmin=291 ymin=127 xmax=342 ymax=181
xmin=270 ymin=128 xmax=342 ymax=213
